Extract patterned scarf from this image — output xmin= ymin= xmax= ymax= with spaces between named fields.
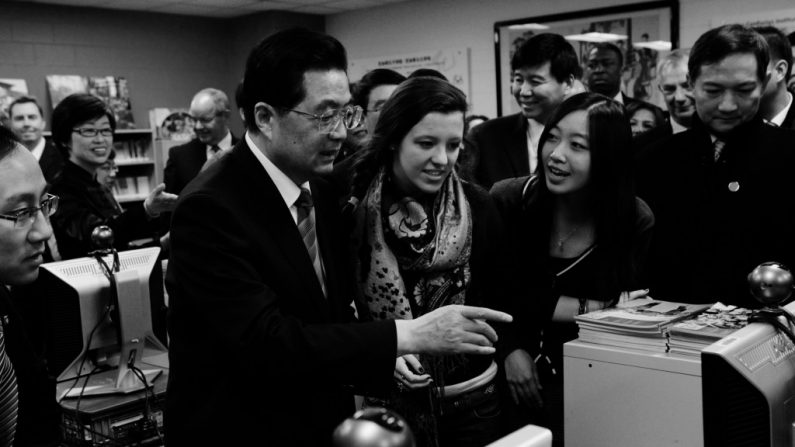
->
xmin=351 ymin=168 xmax=473 ymax=447
xmin=352 ymin=168 xmax=472 ymax=321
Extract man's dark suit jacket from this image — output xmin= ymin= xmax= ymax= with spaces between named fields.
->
xmin=779 ymin=100 xmax=795 ymax=130
xmin=0 ymin=286 xmax=60 ymax=446
xmin=38 ymin=139 xmax=63 ymax=185
xmin=163 ymin=135 xmax=238 ymax=195
xmin=635 ymin=118 xmax=795 ymax=308
xmin=164 ymin=140 xmax=396 ymax=446
xmin=464 ymin=113 xmax=529 ymax=190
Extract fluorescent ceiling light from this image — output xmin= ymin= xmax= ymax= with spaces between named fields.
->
xmin=633 ymin=40 xmax=673 ymax=51
xmin=565 ymin=32 xmax=627 ymax=43
xmin=507 ymin=23 xmax=550 ymax=30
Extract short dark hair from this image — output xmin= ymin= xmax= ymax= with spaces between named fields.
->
xmin=51 ymin=93 xmax=116 ymax=156
xmin=241 ymin=28 xmax=348 ymax=131
xmin=511 ymin=33 xmax=581 ymax=82
xmin=589 ymin=42 xmax=624 ymax=68
xmin=689 ymin=24 xmax=770 ymax=83
xmin=0 ymin=125 xmax=21 ymax=162
xmin=754 ymin=25 xmax=793 ymax=80
xmin=352 ymin=68 xmax=406 ymax=110
xmin=351 ymin=77 xmax=467 ymax=199
xmin=7 ymin=96 xmax=44 ymax=119
xmin=408 ymin=68 xmax=447 ymax=81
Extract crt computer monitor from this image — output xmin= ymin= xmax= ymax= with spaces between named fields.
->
xmin=18 ymin=247 xmax=168 ymax=396
xmin=702 ymin=301 xmax=795 ymax=447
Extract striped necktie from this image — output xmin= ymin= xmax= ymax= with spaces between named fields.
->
xmin=0 ymin=319 xmax=18 ymax=447
xmin=295 ymin=188 xmax=326 ymax=297
xmin=713 ymin=139 xmax=726 ymax=162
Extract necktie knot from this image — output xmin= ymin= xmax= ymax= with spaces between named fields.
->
xmin=210 ymin=144 xmax=221 ymax=154
xmin=295 ymin=188 xmax=313 ymax=210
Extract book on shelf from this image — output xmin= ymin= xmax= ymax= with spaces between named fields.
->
xmin=88 ymin=76 xmax=136 ymax=129
xmin=668 ymin=303 xmax=752 ymax=357
xmin=575 ymin=298 xmax=711 ymax=353
xmin=111 ymin=139 xmax=151 ymax=163
xmin=46 ymin=75 xmax=88 ymax=109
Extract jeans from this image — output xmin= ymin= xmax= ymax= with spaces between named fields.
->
xmin=437 ymin=381 xmax=505 ymax=447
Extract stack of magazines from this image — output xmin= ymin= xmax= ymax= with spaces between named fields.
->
xmin=668 ymin=303 xmax=752 ymax=357
xmin=575 ymin=298 xmax=711 ymax=353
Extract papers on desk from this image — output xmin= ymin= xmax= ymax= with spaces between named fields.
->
xmin=575 ymin=298 xmax=711 ymax=353
xmin=668 ymin=303 xmax=752 ymax=356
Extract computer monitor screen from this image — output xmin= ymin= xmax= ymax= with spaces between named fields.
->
xmin=13 ymin=247 xmax=168 ymax=395
xmin=702 ymin=302 xmax=795 ymax=447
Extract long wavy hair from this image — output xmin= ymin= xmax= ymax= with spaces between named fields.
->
xmin=349 ymin=76 xmax=468 ymax=200
xmin=529 ymin=92 xmax=638 ymax=294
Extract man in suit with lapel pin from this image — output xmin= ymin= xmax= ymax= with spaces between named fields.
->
xmin=164 ymin=28 xmax=512 ymax=447
xmin=636 ymin=24 xmax=795 ymax=308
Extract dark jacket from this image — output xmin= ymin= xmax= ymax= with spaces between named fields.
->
xmin=163 ymin=135 xmax=238 ymax=196
xmin=636 ymin=118 xmax=795 ymax=307
xmin=165 ymin=140 xmax=397 ymax=446
xmin=462 ymin=113 xmax=530 ymax=189
xmin=0 ymin=286 xmax=60 ymax=447
xmin=50 ymin=161 xmax=156 ymax=259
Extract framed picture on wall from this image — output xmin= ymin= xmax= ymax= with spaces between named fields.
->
xmin=493 ymin=0 xmax=679 ymax=116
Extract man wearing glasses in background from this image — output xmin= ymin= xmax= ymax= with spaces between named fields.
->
xmin=163 ymin=87 xmax=238 ymax=196
xmin=165 ymin=28 xmax=512 ymax=446
xmin=0 ymin=126 xmax=61 ymax=446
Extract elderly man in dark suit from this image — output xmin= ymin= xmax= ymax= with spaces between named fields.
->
xmin=164 ymin=28 xmax=511 ymax=447
xmin=636 ymin=24 xmax=795 ymax=308
xmin=7 ymin=96 xmax=63 ymax=185
xmin=464 ymin=33 xmax=579 ymax=189
xmin=163 ymin=87 xmax=237 ymax=196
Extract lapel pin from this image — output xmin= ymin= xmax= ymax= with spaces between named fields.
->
xmin=728 ymin=181 xmax=740 ymax=192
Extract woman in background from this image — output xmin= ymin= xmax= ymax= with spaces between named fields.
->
xmin=626 ymin=100 xmax=666 ymax=137
xmin=348 ymin=76 xmax=507 ymax=447
xmin=491 ymin=92 xmax=654 ymax=446
xmin=50 ymin=93 xmax=176 ymax=259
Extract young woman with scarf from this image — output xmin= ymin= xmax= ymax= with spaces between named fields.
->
xmin=490 ymin=92 xmax=655 ymax=446
xmin=347 ymin=76 xmax=508 ymax=447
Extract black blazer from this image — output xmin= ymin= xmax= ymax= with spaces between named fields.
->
xmin=164 ymin=140 xmax=397 ymax=446
xmin=0 ymin=286 xmax=60 ymax=447
xmin=38 ymin=140 xmax=64 ymax=186
xmin=163 ymin=134 xmax=238 ymax=195
xmin=463 ymin=113 xmax=530 ymax=190
xmin=636 ymin=118 xmax=795 ymax=307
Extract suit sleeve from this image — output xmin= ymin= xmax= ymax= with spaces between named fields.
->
xmin=163 ymin=147 xmax=179 ymax=194
xmin=167 ymin=192 xmax=397 ymax=387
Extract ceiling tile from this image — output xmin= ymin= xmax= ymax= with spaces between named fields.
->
xmin=149 ymin=2 xmax=223 ymax=15
xmin=324 ymin=0 xmax=379 ymax=10
xmin=184 ymin=0 xmax=259 ymax=6
xmin=292 ymin=4 xmax=343 ymax=14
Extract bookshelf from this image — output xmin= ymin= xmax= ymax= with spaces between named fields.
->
xmin=110 ymin=129 xmax=159 ymax=204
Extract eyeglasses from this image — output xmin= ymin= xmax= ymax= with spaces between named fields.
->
xmin=282 ymin=105 xmax=363 ymax=133
xmin=0 ymin=194 xmax=59 ymax=229
xmin=73 ymin=128 xmax=113 ymax=138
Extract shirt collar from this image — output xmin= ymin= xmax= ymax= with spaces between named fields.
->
xmin=613 ymin=92 xmax=623 ymax=104
xmin=30 ymin=137 xmax=46 ymax=161
xmin=670 ymin=119 xmax=689 ymax=134
xmin=208 ymin=131 xmax=233 ymax=152
xmin=244 ymin=132 xmax=308 ymax=209
xmin=769 ymin=91 xmax=793 ymax=127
